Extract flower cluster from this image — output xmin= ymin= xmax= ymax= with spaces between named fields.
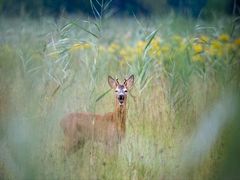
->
xmin=70 ymin=33 xmax=240 ymax=65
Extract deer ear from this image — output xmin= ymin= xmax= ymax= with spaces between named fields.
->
xmin=125 ymin=75 xmax=134 ymax=89
xmin=108 ymin=76 xmax=117 ymax=89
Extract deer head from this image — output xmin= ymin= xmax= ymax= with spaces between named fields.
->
xmin=108 ymin=75 xmax=134 ymax=106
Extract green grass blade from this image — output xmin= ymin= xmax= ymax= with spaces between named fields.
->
xmin=95 ymin=89 xmax=111 ymax=103
xmin=144 ymin=27 xmax=160 ymax=52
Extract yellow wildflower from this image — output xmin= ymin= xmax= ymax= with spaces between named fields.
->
xmin=119 ymin=46 xmax=134 ymax=62
xmin=192 ymin=54 xmax=204 ymax=63
xmin=151 ymin=39 xmax=160 ymax=51
xmin=71 ymin=43 xmax=91 ymax=51
xmin=71 ymin=43 xmax=82 ymax=50
xmin=148 ymin=38 xmax=161 ymax=58
xmin=161 ymin=44 xmax=170 ymax=53
xmin=156 ymin=50 xmax=161 ymax=57
xmin=199 ymin=35 xmax=209 ymax=43
xmin=226 ymin=43 xmax=235 ymax=53
xmin=211 ymin=40 xmax=222 ymax=50
xmin=192 ymin=44 xmax=203 ymax=53
xmin=108 ymin=43 xmax=120 ymax=53
xmin=148 ymin=48 xmax=155 ymax=58
xmin=136 ymin=40 xmax=146 ymax=49
xmin=136 ymin=40 xmax=146 ymax=55
xmin=82 ymin=43 xmax=91 ymax=49
xmin=119 ymin=49 xmax=128 ymax=60
xmin=207 ymin=40 xmax=223 ymax=57
xmin=234 ymin=38 xmax=240 ymax=46
xmin=218 ymin=34 xmax=230 ymax=42
xmin=149 ymin=48 xmax=161 ymax=58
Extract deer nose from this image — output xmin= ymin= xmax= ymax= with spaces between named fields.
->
xmin=118 ymin=95 xmax=124 ymax=101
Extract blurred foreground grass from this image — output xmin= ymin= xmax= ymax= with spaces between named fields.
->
xmin=0 ymin=14 xmax=240 ymax=179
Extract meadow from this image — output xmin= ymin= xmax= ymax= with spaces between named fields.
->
xmin=0 ymin=13 xmax=240 ymax=179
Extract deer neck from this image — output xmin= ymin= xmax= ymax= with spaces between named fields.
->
xmin=114 ymin=99 xmax=127 ymax=135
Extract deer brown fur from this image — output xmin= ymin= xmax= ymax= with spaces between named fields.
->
xmin=60 ymin=75 xmax=134 ymax=153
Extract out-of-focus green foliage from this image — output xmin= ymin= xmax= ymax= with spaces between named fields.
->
xmin=0 ymin=0 xmax=238 ymax=17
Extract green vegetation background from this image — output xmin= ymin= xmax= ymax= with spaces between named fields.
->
xmin=0 ymin=0 xmax=240 ymax=179
xmin=0 ymin=0 xmax=237 ymax=17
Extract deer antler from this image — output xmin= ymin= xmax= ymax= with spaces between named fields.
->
xmin=124 ymin=78 xmax=127 ymax=85
xmin=116 ymin=78 xmax=120 ymax=85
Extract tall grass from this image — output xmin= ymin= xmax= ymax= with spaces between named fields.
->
xmin=0 ymin=12 xmax=240 ymax=179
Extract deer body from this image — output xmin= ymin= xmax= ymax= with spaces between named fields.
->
xmin=60 ymin=75 xmax=134 ymax=153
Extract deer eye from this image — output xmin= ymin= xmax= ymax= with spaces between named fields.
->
xmin=124 ymin=90 xmax=128 ymax=92
xmin=115 ymin=90 xmax=118 ymax=92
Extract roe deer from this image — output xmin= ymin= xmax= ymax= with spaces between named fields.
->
xmin=60 ymin=75 xmax=134 ymax=153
